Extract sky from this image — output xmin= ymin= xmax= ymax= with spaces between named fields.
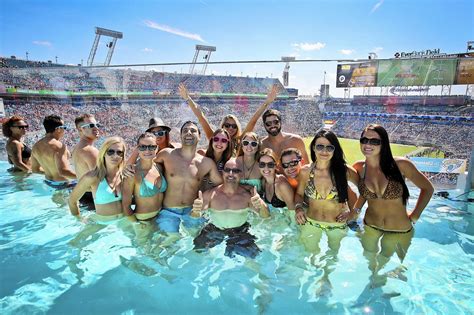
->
xmin=0 ymin=0 xmax=473 ymax=96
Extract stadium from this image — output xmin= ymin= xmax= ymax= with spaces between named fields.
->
xmin=1 ymin=14 xmax=474 ymax=315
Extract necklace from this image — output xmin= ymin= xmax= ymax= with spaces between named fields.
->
xmin=243 ymin=159 xmax=256 ymax=180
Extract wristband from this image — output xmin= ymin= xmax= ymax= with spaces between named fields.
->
xmin=353 ymin=207 xmax=361 ymax=214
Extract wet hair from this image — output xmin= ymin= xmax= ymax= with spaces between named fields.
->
xmin=361 ymin=124 xmax=409 ymax=205
xmin=280 ymin=148 xmax=302 ymax=163
xmin=180 ymin=120 xmax=201 ymax=135
xmin=258 ymin=147 xmax=279 ymax=163
xmin=262 ymin=109 xmax=281 ymax=124
xmin=74 ymin=114 xmax=95 ymax=128
xmin=205 ymin=129 xmax=233 ymax=165
xmin=2 ymin=115 xmax=25 ymax=138
xmin=43 ymin=115 xmax=63 ymax=133
xmin=93 ymin=136 xmax=126 ymax=181
xmin=136 ymin=132 xmax=157 ymax=145
xmin=310 ymin=129 xmax=349 ymax=203
xmin=237 ymin=131 xmax=261 ymax=159
xmin=220 ymin=114 xmax=242 ymax=139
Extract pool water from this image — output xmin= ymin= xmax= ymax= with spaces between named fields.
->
xmin=0 ymin=161 xmax=472 ymax=314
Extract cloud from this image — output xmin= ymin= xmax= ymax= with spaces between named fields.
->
xmin=144 ymin=20 xmax=205 ymax=42
xmin=370 ymin=0 xmax=384 ymax=14
xmin=142 ymin=48 xmax=153 ymax=53
xmin=33 ymin=40 xmax=52 ymax=47
xmin=292 ymin=42 xmax=326 ymax=51
xmin=339 ymin=49 xmax=355 ymax=55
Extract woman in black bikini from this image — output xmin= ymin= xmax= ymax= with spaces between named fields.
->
xmin=3 ymin=115 xmax=32 ymax=172
xmin=353 ymin=124 xmax=433 ymax=285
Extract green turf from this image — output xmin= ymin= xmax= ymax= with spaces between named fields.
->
xmin=303 ymin=137 xmax=419 ymax=165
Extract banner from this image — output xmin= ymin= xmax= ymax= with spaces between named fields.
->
xmin=409 ymin=157 xmax=467 ymax=174
xmin=336 ymin=62 xmax=377 ymax=87
xmin=455 ymin=57 xmax=474 ymax=84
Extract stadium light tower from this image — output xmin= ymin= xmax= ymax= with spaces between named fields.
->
xmin=189 ymin=45 xmax=216 ymax=75
xmin=87 ymin=27 xmax=123 ymax=66
xmin=281 ymin=56 xmax=295 ymax=87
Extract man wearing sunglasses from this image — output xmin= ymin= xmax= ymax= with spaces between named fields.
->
xmin=31 ymin=115 xmax=77 ymax=189
xmin=280 ymin=148 xmax=304 ymax=190
xmin=192 ymin=158 xmax=269 ymax=258
xmin=154 ymin=121 xmax=223 ymax=234
xmin=261 ymin=109 xmax=309 ymax=167
xmin=72 ymin=114 xmax=100 ymax=208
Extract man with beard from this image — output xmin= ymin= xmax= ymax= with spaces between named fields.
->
xmin=261 ymin=109 xmax=309 ymax=165
xmin=154 ymin=121 xmax=223 ymax=234
xmin=72 ymin=114 xmax=100 ymax=209
xmin=191 ymin=158 xmax=269 ymax=258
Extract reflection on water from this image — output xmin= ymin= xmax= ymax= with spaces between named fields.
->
xmin=0 ymin=161 xmax=473 ymax=314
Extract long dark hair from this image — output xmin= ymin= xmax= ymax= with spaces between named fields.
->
xmin=205 ymin=129 xmax=233 ymax=165
xmin=310 ymin=129 xmax=348 ymax=203
xmin=361 ymin=124 xmax=409 ymax=204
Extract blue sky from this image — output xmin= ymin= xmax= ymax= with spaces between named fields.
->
xmin=0 ymin=0 xmax=473 ymax=96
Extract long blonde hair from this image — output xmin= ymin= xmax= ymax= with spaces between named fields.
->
xmin=92 ymin=136 xmax=126 ymax=181
xmin=220 ymin=114 xmax=242 ymax=138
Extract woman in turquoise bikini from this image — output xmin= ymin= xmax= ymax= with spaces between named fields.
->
xmin=236 ymin=132 xmax=263 ymax=192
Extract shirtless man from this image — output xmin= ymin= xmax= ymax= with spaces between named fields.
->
xmin=31 ymin=115 xmax=76 ymax=189
xmin=261 ymin=109 xmax=309 ymax=165
xmin=191 ymin=158 xmax=269 ymax=258
xmin=154 ymin=121 xmax=223 ymax=233
xmin=72 ymin=114 xmax=100 ymax=207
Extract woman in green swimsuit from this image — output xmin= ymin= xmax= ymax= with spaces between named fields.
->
xmin=236 ymin=132 xmax=263 ymax=192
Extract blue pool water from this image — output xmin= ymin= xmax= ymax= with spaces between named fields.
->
xmin=0 ymin=160 xmax=472 ymax=314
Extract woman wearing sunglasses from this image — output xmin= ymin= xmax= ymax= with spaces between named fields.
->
xmin=198 ymin=129 xmax=233 ymax=191
xmin=258 ymin=148 xmax=295 ymax=212
xmin=69 ymin=137 xmax=127 ymax=222
xmin=236 ymin=132 xmax=263 ymax=191
xmin=294 ymin=129 xmax=359 ymax=254
xmin=3 ymin=115 xmax=32 ymax=172
xmin=353 ymin=124 xmax=433 ymax=284
xmin=178 ymin=83 xmax=279 ymax=154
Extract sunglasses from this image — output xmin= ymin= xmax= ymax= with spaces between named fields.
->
xmin=106 ymin=149 xmax=124 ymax=157
xmin=264 ymin=120 xmax=280 ymax=127
xmin=281 ymin=159 xmax=300 ymax=169
xmin=213 ymin=136 xmax=229 ymax=144
xmin=315 ymin=144 xmax=335 ymax=153
xmin=360 ymin=137 xmax=382 ymax=146
xmin=138 ymin=144 xmax=158 ymax=151
xmin=152 ymin=130 xmax=167 ymax=137
xmin=223 ymin=167 xmax=242 ymax=174
xmin=55 ymin=125 xmax=68 ymax=130
xmin=13 ymin=125 xmax=29 ymax=130
xmin=223 ymin=123 xmax=238 ymax=129
xmin=80 ymin=123 xmax=102 ymax=129
xmin=259 ymin=161 xmax=276 ymax=169
xmin=242 ymin=140 xmax=258 ymax=147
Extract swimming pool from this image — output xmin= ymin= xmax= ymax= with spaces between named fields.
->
xmin=0 ymin=160 xmax=472 ymax=314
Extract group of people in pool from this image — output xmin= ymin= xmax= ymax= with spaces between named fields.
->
xmin=3 ymin=83 xmax=434 ymax=278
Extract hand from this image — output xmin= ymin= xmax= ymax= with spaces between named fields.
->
xmin=178 ymin=83 xmax=189 ymax=100
xmin=250 ymin=187 xmax=264 ymax=210
xmin=265 ymin=84 xmax=280 ymax=104
xmin=336 ymin=207 xmax=351 ymax=223
xmin=408 ymin=212 xmax=418 ymax=224
xmin=191 ymin=190 xmax=204 ymax=218
xmin=123 ymin=164 xmax=136 ymax=178
xmin=295 ymin=208 xmax=307 ymax=225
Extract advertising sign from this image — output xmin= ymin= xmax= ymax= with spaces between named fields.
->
xmin=336 ymin=62 xmax=377 ymax=88
xmin=410 ymin=157 xmax=467 ymax=174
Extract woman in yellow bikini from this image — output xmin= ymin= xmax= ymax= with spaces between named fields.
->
xmin=353 ymin=124 xmax=433 ymax=283
xmin=295 ymin=129 xmax=359 ymax=254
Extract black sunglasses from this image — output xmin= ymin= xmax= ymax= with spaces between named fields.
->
xmin=13 ymin=125 xmax=29 ymax=130
xmin=80 ymin=123 xmax=102 ymax=129
xmin=223 ymin=123 xmax=238 ymax=129
xmin=242 ymin=140 xmax=258 ymax=147
xmin=223 ymin=167 xmax=242 ymax=173
xmin=264 ymin=120 xmax=280 ymax=127
xmin=138 ymin=145 xmax=158 ymax=151
xmin=106 ymin=149 xmax=124 ymax=157
xmin=259 ymin=161 xmax=276 ymax=169
xmin=282 ymin=159 xmax=300 ymax=169
xmin=360 ymin=137 xmax=382 ymax=146
xmin=152 ymin=130 xmax=167 ymax=137
xmin=315 ymin=144 xmax=335 ymax=153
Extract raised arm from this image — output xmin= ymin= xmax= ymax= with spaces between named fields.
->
xmin=242 ymin=84 xmax=280 ymax=135
xmin=397 ymin=158 xmax=434 ymax=224
xmin=178 ymin=83 xmax=214 ymax=139
xmin=55 ymin=143 xmax=76 ymax=179
xmin=68 ymin=173 xmax=95 ymax=217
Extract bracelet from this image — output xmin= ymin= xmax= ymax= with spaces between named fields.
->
xmin=295 ymin=203 xmax=304 ymax=211
xmin=409 ymin=217 xmax=416 ymax=225
xmin=353 ymin=207 xmax=361 ymax=214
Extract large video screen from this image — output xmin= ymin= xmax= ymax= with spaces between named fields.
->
xmin=376 ymin=59 xmax=457 ymax=86
xmin=455 ymin=57 xmax=474 ymax=84
xmin=336 ymin=62 xmax=377 ymax=88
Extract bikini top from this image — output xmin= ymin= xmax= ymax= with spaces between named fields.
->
xmin=304 ymin=164 xmax=338 ymax=201
xmin=260 ymin=182 xmax=286 ymax=208
xmin=22 ymin=144 xmax=32 ymax=160
xmin=358 ymin=164 xmax=403 ymax=200
xmin=239 ymin=178 xmax=262 ymax=192
xmin=139 ymin=164 xmax=167 ymax=198
xmin=95 ymin=177 xmax=122 ymax=205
